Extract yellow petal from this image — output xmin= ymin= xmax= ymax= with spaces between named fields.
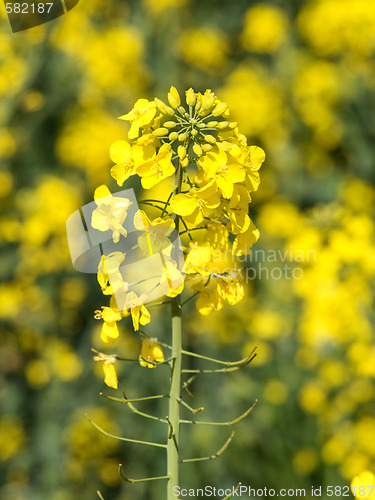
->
xmin=103 ymin=363 xmax=118 ymax=389
xmin=109 ymin=140 xmax=131 ymax=164
xmin=170 ymin=193 xmax=198 ymax=216
xmin=101 ymin=321 xmax=119 ymax=344
xmin=94 ymin=185 xmax=111 ymax=202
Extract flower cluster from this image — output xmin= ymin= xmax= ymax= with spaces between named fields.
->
xmin=92 ymin=87 xmax=264 ymax=385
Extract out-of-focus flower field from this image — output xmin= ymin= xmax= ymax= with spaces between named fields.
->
xmin=1 ymin=0 xmax=375 ymax=499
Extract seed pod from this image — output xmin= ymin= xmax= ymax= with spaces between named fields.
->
xmin=185 ymin=88 xmax=196 ymax=107
xmin=152 ymin=127 xmax=168 ymax=137
xmin=178 ymin=145 xmax=187 ymax=160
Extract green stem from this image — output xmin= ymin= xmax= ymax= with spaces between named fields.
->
xmin=167 ymin=159 xmax=183 ymax=499
xmin=168 ymin=295 xmax=182 ymax=499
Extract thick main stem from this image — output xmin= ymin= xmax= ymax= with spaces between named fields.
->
xmin=167 ymin=295 xmax=182 ymax=499
xmin=167 ymin=157 xmax=184 ymax=499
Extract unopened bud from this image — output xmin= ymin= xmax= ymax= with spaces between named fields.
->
xmin=193 ymin=144 xmax=203 ymax=157
xmin=186 ymin=88 xmax=196 ymax=107
xmin=177 ymin=106 xmax=186 ymax=115
xmin=152 ymin=127 xmax=168 ymax=137
xmin=168 ymin=86 xmax=181 ymax=109
xmin=178 ymin=145 xmax=187 ymax=160
xmin=155 ymin=97 xmax=174 ymax=116
xmin=181 ymin=157 xmax=189 ymax=168
xmin=191 ymin=129 xmax=198 ymax=137
xmin=202 ymin=144 xmax=213 ymax=152
xmin=228 ymin=122 xmax=238 ymax=129
xmin=178 ymin=132 xmax=189 ymax=142
xmin=197 ymin=122 xmax=206 ymax=129
xmin=202 ymin=95 xmax=216 ymax=111
xmin=164 ymin=121 xmax=177 ymax=129
xmin=216 ymin=121 xmax=229 ymax=129
xmin=207 ymin=121 xmax=218 ymax=128
xmin=212 ymin=102 xmax=228 ymax=117
xmin=169 ymin=132 xmax=178 ymax=141
xmin=204 ymin=134 xmax=216 ymax=144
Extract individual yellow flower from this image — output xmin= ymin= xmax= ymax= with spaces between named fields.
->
xmin=91 ymin=185 xmax=131 ymax=243
xmin=94 ymin=353 xmax=119 ymax=389
xmin=95 ymin=306 xmax=122 ymax=344
xmin=351 ymin=471 xmax=375 ymax=499
xmin=123 ymin=291 xmax=151 ymax=331
xmin=170 ymin=180 xmax=221 ymax=225
xmin=232 ymin=219 xmax=260 ymax=256
xmin=139 ymin=338 xmax=164 ymax=368
xmin=97 ymin=252 xmax=127 ymax=296
xmin=119 ymin=98 xmax=157 ymax=140
xmin=160 ymin=260 xmax=185 ymax=297
xmin=109 ymin=140 xmax=137 ymax=186
xmin=136 ymin=143 xmax=175 ymax=189
xmin=241 ymin=4 xmax=289 ymax=53
xmin=206 ymin=222 xmax=230 ymax=252
xmin=184 ymin=243 xmax=215 ymax=277
xmin=133 ymin=210 xmax=175 ymax=256
xmin=217 ymin=277 xmax=244 ymax=306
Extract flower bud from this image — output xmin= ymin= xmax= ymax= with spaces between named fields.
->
xmin=204 ymin=134 xmax=216 ymax=144
xmin=202 ymin=144 xmax=213 ymax=152
xmin=193 ymin=144 xmax=203 ymax=157
xmin=191 ymin=129 xmax=198 ymax=137
xmin=177 ymin=106 xmax=186 ymax=115
xmin=178 ymin=132 xmax=189 ymax=142
xmin=186 ymin=88 xmax=196 ymax=107
xmin=152 ymin=127 xmax=168 ymax=137
xmin=181 ymin=157 xmax=189 ymax=168
xmin=155 ymin=98 xmax=174 ymax=116
xmin=216 ymin=121 xmax=229 ymax=129
xmin=207 ymin=121 xmax=218 ymax=128
xmin=228 ymin=122 xmax=238 ymax=129
xmin=168 ymin=86 xmax=181 ymax=109
xmin=197 ymin=122 xmax=206 ymax=129
xmin=202 ymin=95 xmax=216 ymax=111
xmin=163 ymin=121 xmax=177 ymax=128
xmin=169 ymin=132 xmax=178 ymax=141
xmin=178 ymin=145 xmax=187 ymax=160
xmin=195 ymin=101 xmax=202 ymax=112
xmin=212 ymin=102 xmax=228 ymax=117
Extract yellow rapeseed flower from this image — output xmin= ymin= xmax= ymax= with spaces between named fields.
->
xmin=139 ymin=338 xmax=164 ymax=368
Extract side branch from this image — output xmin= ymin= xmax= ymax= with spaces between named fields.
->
xmin=180 ymin=400 xmax=258 ymax=426
xmin=85 ymin=414 xmax=167 ymax=449
xmin=180 ymin=431 xmax=234 ymax=463
xmin=119 ymin=464 xmax=169 ymax=484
